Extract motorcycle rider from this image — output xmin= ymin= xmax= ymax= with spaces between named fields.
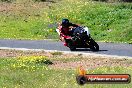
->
xmin=58 ymin=18 xmax=79 ymax=46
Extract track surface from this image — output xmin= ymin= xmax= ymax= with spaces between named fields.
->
xmin=0 ymin=39 xmax=132 ymax=57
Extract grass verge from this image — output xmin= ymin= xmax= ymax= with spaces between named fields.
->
xmin=0 ymin=57 xmax=132 ymax=88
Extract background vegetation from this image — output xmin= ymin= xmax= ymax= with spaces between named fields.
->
xmin=0 ymin=0 xmax=131 ymax=43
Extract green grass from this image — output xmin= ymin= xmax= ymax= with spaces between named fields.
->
xmin=49 ymin=0 xmax=132 ymax=43
xmin=51 ymin=51 xmax=63 ymax=56
xmin=0 ymin=0 xmax=132 ymax=43
xmin=0 ymin=57 xmax=132 ymax=88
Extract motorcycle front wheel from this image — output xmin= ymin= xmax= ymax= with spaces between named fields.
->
xmin=87 ymin=38 xmax=99 ymax=51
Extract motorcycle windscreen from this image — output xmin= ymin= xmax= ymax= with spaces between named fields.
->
xmin=72 ymin=27 xmax=83 ymax=35
xmin=73 ymin=27 xmax=90 ymax=36
xmin=83 ymin=27 xmax=90 ymax=36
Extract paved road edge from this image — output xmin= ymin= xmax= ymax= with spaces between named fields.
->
xmin=0 ymin=47 xmax=131 ymax=59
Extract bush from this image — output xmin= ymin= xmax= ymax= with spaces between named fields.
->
xmin=18 ymin=56 xmax=53 ymax=65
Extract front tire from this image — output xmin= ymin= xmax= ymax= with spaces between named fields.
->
xmin=89 ymin=38 xmax=99 ymax=51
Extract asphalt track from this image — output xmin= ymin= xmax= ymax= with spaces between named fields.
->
xmin=0 ymin=39 xmax=132 ymax=57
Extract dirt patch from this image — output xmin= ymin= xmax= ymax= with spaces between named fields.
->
xmin=49 ymin=57 xmax=132 ymax=69
xmin=0 ymin=49 xmax=132 ymax=69
xmin=0 ymin=49 xmax=53 ymax=57
xmin=0 ymin=2 xmax=50 ymax=16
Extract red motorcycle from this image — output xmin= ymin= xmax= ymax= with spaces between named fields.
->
xmin=56 ymin=26 xmax=99 ymax=51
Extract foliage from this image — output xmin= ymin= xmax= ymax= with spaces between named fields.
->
xmin=18 ymin=56 xmax=53 ymax=64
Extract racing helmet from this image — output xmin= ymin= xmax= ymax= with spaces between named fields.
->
xmin=62 ymin=18 xmax=69 ymax=27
